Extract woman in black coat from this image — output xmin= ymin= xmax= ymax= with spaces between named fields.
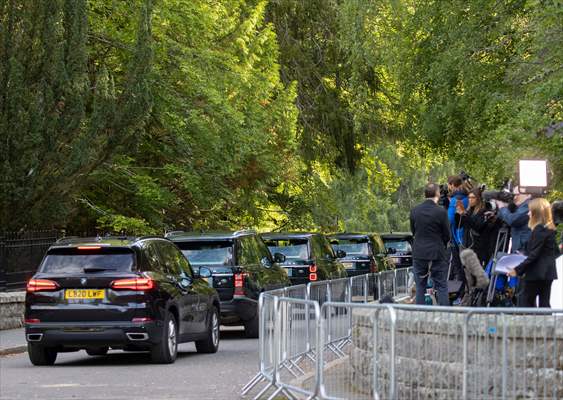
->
xmin=456 ymin=188 xmax=498 ymax=266
xmin=508 ymin=198 xmax=558 ymax=307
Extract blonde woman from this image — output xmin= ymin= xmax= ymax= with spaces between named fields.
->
xmin=508 ymin=198 xmax=558 ymax=307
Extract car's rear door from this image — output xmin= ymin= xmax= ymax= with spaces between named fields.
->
xmin=28 ymin=246 xmax=140 ymax=323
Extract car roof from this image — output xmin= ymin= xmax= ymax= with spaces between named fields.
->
xmin=261 ymin=232 xmax=316 ymax=240
xmin=50 ymin=236 xmax=166 ymax=249
xmin=166 ymin=230 xmax=256 ymax=241
xmin=328 ymin=232 xmax=374 ymax=240
xmin=380 ymin=232 xmax=413 ymax=239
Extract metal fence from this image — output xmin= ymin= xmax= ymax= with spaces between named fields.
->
xmin=243 ymin=269 xmax=563 ymax=400
xmin=0 ymin=230 xmax=60 ymax=291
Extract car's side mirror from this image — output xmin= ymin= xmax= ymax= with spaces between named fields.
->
xmin=260 ymin=256 xmax=273 ymax=268
xmin=336 ymin=250 xmax=346 ymax=258
xmin=273 ymin=252 xmax=286 ymax=263
xmin=198 ymin=267 xmax=212 ymax=278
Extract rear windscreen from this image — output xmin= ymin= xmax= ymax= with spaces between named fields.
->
xmin=263 ymin=239 xmax=309 ymax=260
xmin=330 ymin=239 xmax=369 ymax=256
xmin=383 ymin=240 xmax=412 ymax=253
xmin=176 ymin=241 xmax=234 ymax=266
xmin=41 ymin=248 xmax=135 ymax=274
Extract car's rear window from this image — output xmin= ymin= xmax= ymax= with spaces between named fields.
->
xmin=383 ymin=240 xmax=412 ymax=253
xmin=176 ymin=240 xmax=234 ymax=266
xmin=263 ymin=239 xmax=309 ymax=260
xmin=41 ymin=248 xmax=135 ymax=274
xmin=330 ymin=238 xmax=369 ymax=256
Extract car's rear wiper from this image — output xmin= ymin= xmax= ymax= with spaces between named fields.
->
xmin=83 ymin=267 xmax=117 ymax=273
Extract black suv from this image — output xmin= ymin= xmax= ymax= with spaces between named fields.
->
xmin=25 ymin=237 xmax=220 ymax=366
xmin=166 ymin=231 xmax=290 ymax=338
xmin=261 ymin=232 xmax=347 ymax=285
xmin=329 ymin=233 xmax=394 ymax=277
xmin=381 ymin=232 xmax=413 ymax=269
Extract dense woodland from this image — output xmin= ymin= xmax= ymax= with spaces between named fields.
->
xmin=1 ymin=0 xmax=561 ymax=234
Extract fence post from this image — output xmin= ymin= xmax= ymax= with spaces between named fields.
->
xmin=501 ymin=313 xmax=508 ymax=400
xmin=462 ymin=312 xmax=473 ymax=400
xmin=386 ymin=305 xmax=397 ymax=400
xmin=363 ymin=274 xmax=369 ymax=303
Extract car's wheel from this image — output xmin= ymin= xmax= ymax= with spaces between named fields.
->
xmin=195 ymin=306 xmax=220 ymax=353
xmin=243 ymin=313 xmax=259 ymax=339
xmin=150 ymin=311 xmax=178 ymax=364
xmin=28 ymin=343 xmax=57 ymax=366
xmin=86 ymin=347 xmax=109 ymax=356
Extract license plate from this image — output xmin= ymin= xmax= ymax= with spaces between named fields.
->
xmin=65 ymin=289 xmax=105 ymax=300
xmin=343 ymin=263 xmax=354 ymax=269
xmin=284 ymin=268 xmax=292 ymax=277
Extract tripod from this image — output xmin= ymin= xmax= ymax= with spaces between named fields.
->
xmin=485 ymin=226 xmax=512 ymax=306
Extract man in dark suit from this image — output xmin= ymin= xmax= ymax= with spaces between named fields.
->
xmin=410 ymin=183 xmax=451 ymax=305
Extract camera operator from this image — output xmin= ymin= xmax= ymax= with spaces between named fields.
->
xmin=447 ymin=175 xmax=469 ymax=282
xmin=456 ymin=188 xmax=499 ymax=266
xmin=494 ymin=186 xmax=532 ymax=253
xmin=409 ymin=183 xmax=451 ymax=306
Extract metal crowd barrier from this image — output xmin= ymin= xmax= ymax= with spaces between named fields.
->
xmin=243 ymin=267 xmax=563 ymax=400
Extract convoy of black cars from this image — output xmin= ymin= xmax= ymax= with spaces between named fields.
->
xmin=24 ymin=229 xmax=412 ymax=366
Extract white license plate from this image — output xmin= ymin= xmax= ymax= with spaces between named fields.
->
xmin=343 ymin=263 xmax=354 ymax=269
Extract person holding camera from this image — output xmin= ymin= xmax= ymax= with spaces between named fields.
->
xmin=456 ymin=188 xmax=500 ymax=265
xmin=508 ymin=198 xmax=558 ymax=307
xmin=409 ymin=183 xmax=451 ymax=306
xmin=447 ymin=175 xmax=469 ymax=282
xmin=495 ymin=186 xmax=532 ymax=253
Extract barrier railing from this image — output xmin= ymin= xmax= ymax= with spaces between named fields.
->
xmin=243 ymin=267 xmax=563 ymax=400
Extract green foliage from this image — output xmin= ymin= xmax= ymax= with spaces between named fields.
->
xmin=1 ymin=0 xmax=560 ymax=235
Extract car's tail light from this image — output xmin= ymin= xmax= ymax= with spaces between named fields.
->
xmin=26 ymin=279 xmax=59 ymax=292
xmin=25 ymin=318 xmax=40 ymax=324
xmin=309 ymin=273 xmax=318 ymax=281
xmin=110 ymin=278 xmax=155 ymax=291
xmin=234 ymin=273 xmax=247 ymax=296
xmin=309 ymin=264 xmax=317 ymax=273
xmin=77 ymin=246 xmax=102 ymax=250
xmin=370 ymin=260 xmax=378 ymax=273
xmin=132 ymin=317 xmax=154 ymax=323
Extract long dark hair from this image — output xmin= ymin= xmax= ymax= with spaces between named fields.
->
xmin=469 ymin=188 xmax=484 ymax=213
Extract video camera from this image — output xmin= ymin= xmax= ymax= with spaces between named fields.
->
xmin=482 ymin=178 xmax=515 ymax=213
xmin=438 ymin=171 xmax=475 ymax=209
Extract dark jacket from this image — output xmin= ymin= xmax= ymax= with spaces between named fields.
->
xmin=448 ymin=190 xmax=469 ymax=246
xmin=459 ymin=207 xmax=498 ymax=265
xmin=514 ymin=224 xmax=558 ymax=281
xmin=410 ymin=199 xmax=451 ymax=261
xmin=498 ymin=200 xmax=531 ymax=252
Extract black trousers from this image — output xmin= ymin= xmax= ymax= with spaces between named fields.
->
xmin=518 ymin=280 xmax=553 ymax=308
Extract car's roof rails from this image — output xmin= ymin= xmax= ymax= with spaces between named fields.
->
xmin=164 ymin=230 xmax=185 ymax=238
xmin=233 ymin=229 xmax=257 ymax=236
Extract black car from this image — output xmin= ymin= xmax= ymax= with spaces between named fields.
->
xmin=25 ymin=237 xmax=220 ymax=366
xmin=329 ymin=233 xmax=394 ymax=277
xmin=381 ymin=232 xmax=413 ymax=269
xmin=166 ymin=230 xmax=290 ymax=338
xmin=261 ymin=232 xmax=347 ymax=285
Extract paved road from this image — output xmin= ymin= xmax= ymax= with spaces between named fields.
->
xmin=0 ymin=327 xmax=258 ymax=400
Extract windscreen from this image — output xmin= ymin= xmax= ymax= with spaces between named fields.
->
xmin=176 ymin=241 xmax=234 ymax=266
xmin=263 ymin=239 xmax=309 ymax=260
xmin=331 ymin=239 xmax=369 ymax=256
xmin=384 ymin=240 xmax=412 ymax=253
xmin=41 ymin=248 xmax=135 ymax=274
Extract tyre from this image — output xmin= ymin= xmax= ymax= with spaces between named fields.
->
xmin=86 ymin=347 xmax=109 ymax=356
xmin=150 ymin=311 xmax=178 ymax=364
xmin=28 ymin=343 xmax=57 ymax=366
xmin=195 ymin=306 xmax=220 ymax=353
xmin=243 ymin=313 xmax=259 ymax=339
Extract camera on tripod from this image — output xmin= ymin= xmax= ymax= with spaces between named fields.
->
xmin=482 ymin=178 xmax=515 ymax=213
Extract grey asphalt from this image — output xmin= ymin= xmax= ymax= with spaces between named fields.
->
xmin=0 ymin=327 xmax=259 ymax=400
